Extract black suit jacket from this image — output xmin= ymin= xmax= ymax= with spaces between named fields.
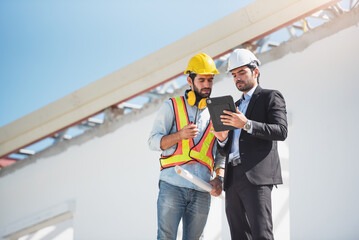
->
xmin=219 ymin=86 xmax=288 ymax=190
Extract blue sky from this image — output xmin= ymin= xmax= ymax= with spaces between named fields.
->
xmin=0 ymin=0 xmax=255 ymax=127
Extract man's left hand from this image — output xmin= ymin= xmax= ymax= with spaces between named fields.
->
xmin=221 ymin=108 xmax=248 ymax=129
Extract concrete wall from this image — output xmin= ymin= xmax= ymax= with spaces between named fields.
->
xmin=1 ymin=11 xmax=359 ymax=240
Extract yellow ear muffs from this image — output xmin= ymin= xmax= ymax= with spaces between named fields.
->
xmin=187 ymin=90 xmax=196 ymax=106
xmin=198 ymin=98 xmax=207 ymax=109
xmin=187 ymin=90 xmax=207 ymax=109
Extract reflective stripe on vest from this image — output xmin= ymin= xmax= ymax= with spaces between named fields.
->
xmin=160 ymin=96 xmax=215 ymax=173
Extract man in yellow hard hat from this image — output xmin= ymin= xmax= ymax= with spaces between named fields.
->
xmin=148 ymin=53 xmax=225 ymax=240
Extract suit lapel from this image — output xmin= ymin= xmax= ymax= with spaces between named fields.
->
xmin=245 ymin=85 xmax=262 ymax=118
xmin=228 ymin=130 xmax=234 ymax=146
xmin=235 ymin=99 xmax=242 ymax=107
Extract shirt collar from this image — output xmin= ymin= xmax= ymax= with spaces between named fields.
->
xmin=242 ymin=85 xmax=257 ymax=101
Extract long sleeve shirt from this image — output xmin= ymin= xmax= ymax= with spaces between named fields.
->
xmin=148 ymin=94 xmax=225 ymax=191
xmin=218 ymin=85 xmax=257 ymax=163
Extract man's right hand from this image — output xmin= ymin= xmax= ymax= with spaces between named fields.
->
xmin=160 ymin=123 xmax=199 ymax=150
xmin=210 ymin=122 xmax=229 ymax=142
xmin=179 ymin=123 xmax=199 ymax=139
xmin=211 ymin=130 xmax=228 ymax=142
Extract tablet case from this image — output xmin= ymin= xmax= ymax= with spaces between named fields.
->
xmin=206 ymin=95 xmax=236 ymax=131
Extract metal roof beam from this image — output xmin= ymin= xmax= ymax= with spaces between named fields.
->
xmin=0 ymin=0 xmax=339 ymax=158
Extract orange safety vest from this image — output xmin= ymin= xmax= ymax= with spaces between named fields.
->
xmin=160 ymin=96 xmax=216 ymax=173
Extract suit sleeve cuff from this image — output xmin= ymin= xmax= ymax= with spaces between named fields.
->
xmin=246 ymin=120 xmax=253 ymax=134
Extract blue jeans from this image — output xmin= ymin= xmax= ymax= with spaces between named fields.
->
xmin=157 ymin=180 xmax=211 ymax=240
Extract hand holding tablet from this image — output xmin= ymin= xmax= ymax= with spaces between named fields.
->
xmin=206 ymin=95 xmax=237 ymax=132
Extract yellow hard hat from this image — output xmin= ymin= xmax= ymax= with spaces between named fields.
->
xmin=184 ymin=53 xmax=220 ymax=75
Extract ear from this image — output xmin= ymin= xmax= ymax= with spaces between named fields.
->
xmin=254 ymin=68 xmax=260 ymax=79
xmin=187 ymin=76 xmax=194 ymax=90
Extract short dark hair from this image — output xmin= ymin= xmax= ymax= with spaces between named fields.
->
xmin=189 ymin=72 xmax=197 ymax=82
xmin=246 ymin=61 xmax=260 ymax=84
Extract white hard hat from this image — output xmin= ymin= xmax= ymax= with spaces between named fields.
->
xmin=227 ymin=49 xmax=261 ymax=72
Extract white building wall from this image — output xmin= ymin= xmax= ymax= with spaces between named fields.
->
xmin=1 ymin=14 xmax=359 ymax=240
xmin=269 ymin=23 xmax=359 ymax=239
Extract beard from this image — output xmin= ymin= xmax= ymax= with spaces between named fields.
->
xmin=193 ymin=85 xmax=211 ymax=98
xmin=236 ymin=80 xmax=254 ymax=92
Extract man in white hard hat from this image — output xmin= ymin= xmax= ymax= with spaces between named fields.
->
xmin=212 ymin=49 xmax=288 ymax=239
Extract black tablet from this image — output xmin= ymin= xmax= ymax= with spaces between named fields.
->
xmin=206 ymin=95 xmax=236 ymax=131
